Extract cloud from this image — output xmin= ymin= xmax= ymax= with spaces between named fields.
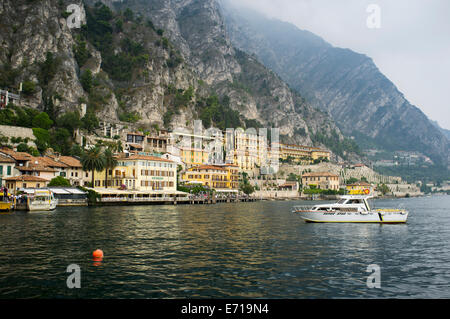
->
xmin=225 ymin=0 xmax=450 ymax=129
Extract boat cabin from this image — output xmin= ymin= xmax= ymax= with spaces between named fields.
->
xmin=312 ymin=195 xmax=372 ymax=212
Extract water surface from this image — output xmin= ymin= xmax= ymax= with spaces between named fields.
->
xmin=0 ymin=195 xmax=449 ymax=298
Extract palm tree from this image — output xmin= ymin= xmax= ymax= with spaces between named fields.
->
xmin=81 ymin=146 xmax=105 ymax=187
xmin=103 ymin=148 xmax=118 ymax=188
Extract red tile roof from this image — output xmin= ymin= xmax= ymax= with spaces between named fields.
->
xmin=48 ymin=156 xmax=82 ymax=168
xmin=0 ymin=148 xmax=33 ymax=161
xmin=191 ymin=165 xmax=227 ymax=171
xmin=115 ymin=153 xmax=173 ymax=163
xmin=0 ymin=153 xmax=15 ymax=163
xmin=4 ymin=175 xmax=49 ymax=182
xmin=36 ymin=156 xmax=69 ymax=168
xmin=17 ymin=166 xmax=57 ymax=172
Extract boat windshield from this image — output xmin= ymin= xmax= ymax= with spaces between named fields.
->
xmin=34 ymin=196 xmax=49 ymax=201
xmin=336 ymin=199 xmax=347 ymax=204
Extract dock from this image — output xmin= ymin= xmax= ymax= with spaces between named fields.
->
xmin=87 ymin=188 xmax=256 ymax=206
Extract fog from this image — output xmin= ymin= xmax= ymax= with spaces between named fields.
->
xmin=226 ymin=0 xmax=450 ymax=130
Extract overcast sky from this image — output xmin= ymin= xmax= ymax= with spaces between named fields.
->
xmin=227 ymin=0 xmax=450 ymax=130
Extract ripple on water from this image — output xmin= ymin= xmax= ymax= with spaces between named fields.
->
xmin=1 ymin=196 xmax=450 ymax=298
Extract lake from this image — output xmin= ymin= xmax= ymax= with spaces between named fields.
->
xmin=0 ymin=195 xmax=449 ymax=298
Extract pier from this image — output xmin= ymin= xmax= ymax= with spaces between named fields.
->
xmin=88 ymin=188 xmax=256 ymax=206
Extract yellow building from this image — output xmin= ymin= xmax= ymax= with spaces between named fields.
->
xmin=311 ymin=149 xmax=331 ymax=161
xmin=179 ymin=147 xmax=210 ymax=166
xmin=224 ymin=129 xmax=268 ymax=171
xmin=278 ymin=143 xmax=331 ymax=163
xmin=168 ymin=130 xmax=221 ymax=167
xmin=4 ymin=175 xmax=49 ymax=194
xmin=302 ymin=172 xmax=340 ymax=191
xmin=93 ymin=154 xmax=177 ymax=192
xmin=181 ymin=164 xmax=239 ymax=191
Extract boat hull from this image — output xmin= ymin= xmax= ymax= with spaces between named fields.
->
xmin=27 ymin=200 xmax=58 ymax=212
xmin=294 ymin=210 xmax=408 ymax=223
xmin=0 ymin=202 xmax=12 ymax=213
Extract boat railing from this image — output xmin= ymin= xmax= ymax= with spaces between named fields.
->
xmin=374 ymin=208 xmax=405 ymax=212
xmin=292 ymin=205 xmax=316 ymax=212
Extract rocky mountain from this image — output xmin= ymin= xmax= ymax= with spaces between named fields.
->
xmin=431 ymin=120 xmax=450 ymax=141
xmin=0 ymin=0 xmax=361 ymax=160
xmin=221 ymin=1 xmax=450 ymax=166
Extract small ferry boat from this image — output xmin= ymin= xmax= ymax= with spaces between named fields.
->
xmin=0 ymin=201 xmax=13 ymax=213
xmin=0 ymin=190 xmax=13 ymax=213
xmin=292 ymin=195 xmax=408 ymax=223
xmin=27 ymin=190 xmax=58 ymax=212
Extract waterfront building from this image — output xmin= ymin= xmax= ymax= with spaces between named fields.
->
xmin=93 ymin=153 xmax=177 ymax=192
xmin=122 ymin=130 xmax=170 ymax=155
xmin=224 ymin=164 xmax=240 ymax=190
xmin=181 ymin=164 xmax=239 ymax=192
xmin=48 ymin=155 xmax=90 ymax=186
xmin=145 ymin=130 xmax=169 ymax=154
xmin=34 ymin=156 xmax=70 ymax=177
xmin=302 ymin=172 xmax=340 ymax=191
xmin=278 ymin=181 xmax=299 ymax=192
xmin=16 ymin=164 xmax=58 ymax=180
xmin=0 ymin=148 xmax=33 ymax=168
xmin=0 ymin=148 xmax=89 ymax=186
xmin=278 ymin=143 xmax=331 ymax=164
xmin=224 ymin=129 xmax=263 ymax=171
xmin=4 ymin=175 xmax=49 ymax=194
xmin=0 ymin=153 xmax=15 ymax=186
xmin=168 ymin=130 xmax=221 ymax=167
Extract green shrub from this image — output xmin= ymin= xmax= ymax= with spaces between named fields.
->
xmin=48 ymin=176 xmax=71 ymax=187
xmin=80 ymin=70 xmax=93 ymax=93
xmin=22 ymin=81 xmax=37 ymax=96
xmin=73 ymin=39 xmax=90 ymax=66
xmin=32 ymin=112 xmax=53 ymax=129
xmin=118 ymin=111 xmax=141 ymax=123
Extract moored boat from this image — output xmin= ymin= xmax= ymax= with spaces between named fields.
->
xmin=292 ymin=195 xmax=408 ymax=223
xmin=0 ymin=189 xmax=13 ymax=213
xmin=27 ymin=190 xmax=58 ymax=212
xmin=0 ymin=201 xmax=13 ymax=213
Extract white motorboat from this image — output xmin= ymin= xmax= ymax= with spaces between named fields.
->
xmin=27 ymin=190 xmax=58 ymax=211
xmin=292 ymin=195 xmax=408 ymax=223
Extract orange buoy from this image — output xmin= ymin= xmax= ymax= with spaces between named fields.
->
xmin=93 ymin=249 xmax=104 ymax=259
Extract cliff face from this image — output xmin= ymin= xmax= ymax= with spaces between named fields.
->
xmin=221 ymin=2 xmax=450 ymax=165
xmin=0 ymin=0 xmax=87 ymax=113
xmin=105 ymin=0 xmax=343 ymax=145
xmin=0 ymin=0 xmax=357 ymax=159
